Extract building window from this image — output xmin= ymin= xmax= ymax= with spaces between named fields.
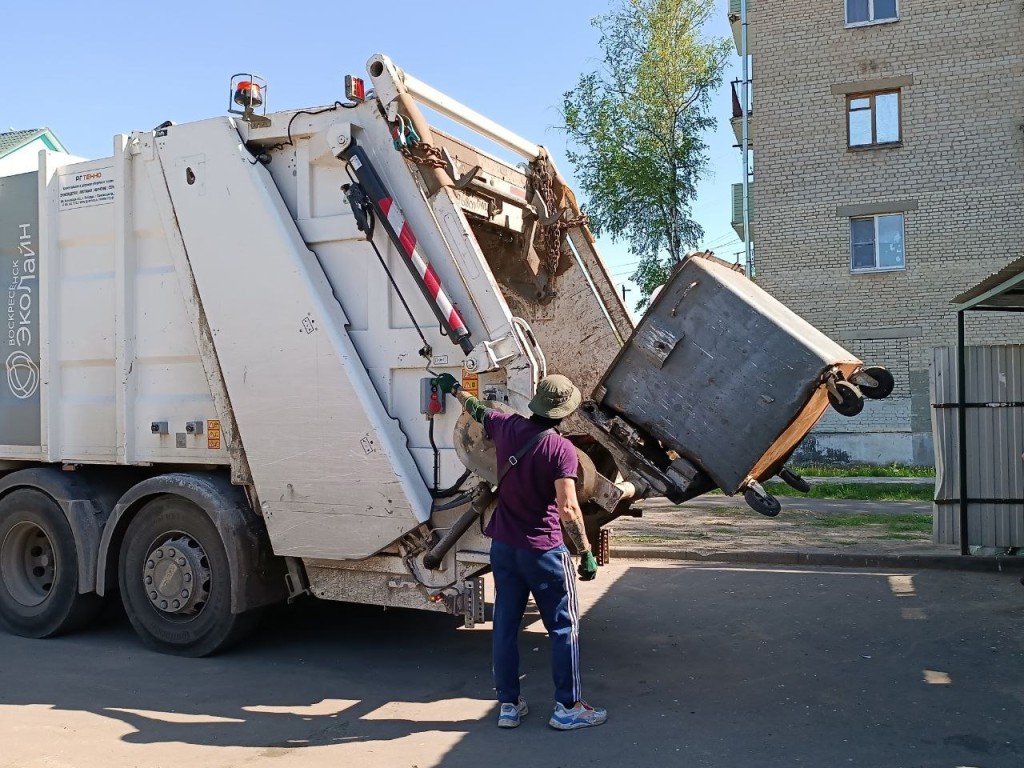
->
xmin=846 ymin=0 xmax=898 ymax=25
xmin=850 ymin=214 xmax=905 ymax=272
xmin=847 ymin=91 xmax=901 ymax=147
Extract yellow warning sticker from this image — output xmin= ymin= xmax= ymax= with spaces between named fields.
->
xmin=461 ymin=370 xmax=479 ymax=397
xmin=207 ymin=419 xmax=222 ymax=450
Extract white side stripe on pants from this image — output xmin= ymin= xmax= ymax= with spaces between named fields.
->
xmin=561 ymin=550 xmax=582 ymax=703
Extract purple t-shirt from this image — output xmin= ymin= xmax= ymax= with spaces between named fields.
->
xmin=483 ymin=410 xmax=578 ymax=551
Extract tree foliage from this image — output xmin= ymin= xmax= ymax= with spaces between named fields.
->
xmin=560 ymin=0 xmax=731 ymax=309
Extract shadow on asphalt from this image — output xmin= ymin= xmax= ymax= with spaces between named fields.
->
xmin=1 ymin=562 xmax=1021 ymax=767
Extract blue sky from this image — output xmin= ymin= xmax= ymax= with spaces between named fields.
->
xmin=3 ymin=0 xmax=743 ymax=305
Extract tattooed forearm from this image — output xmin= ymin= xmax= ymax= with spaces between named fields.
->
xmin=561 ymin=511 xmax=591 ymax=554
xmin=555 ymin=477 xmax=591 ymax=553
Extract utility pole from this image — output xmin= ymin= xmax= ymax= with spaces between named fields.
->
xmin=621 ymin=284 xmax=631 ymax=304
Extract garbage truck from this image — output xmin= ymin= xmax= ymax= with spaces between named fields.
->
xmin=0 ymin=54 xmax=894 ymax=655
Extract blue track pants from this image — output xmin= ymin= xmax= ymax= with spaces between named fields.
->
xmin=490 ymin=540 xmax=581 ymax=707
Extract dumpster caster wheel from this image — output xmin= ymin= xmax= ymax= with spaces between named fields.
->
xmin=779 ymin=467 xmax=811 ymax=493
xmin=744 ymin=486 xmax=781 ymax=518
xmin=853 ymin=366 xmax=895 ymax=400
xmin=828 ymin=381 xmax=864 ymax=417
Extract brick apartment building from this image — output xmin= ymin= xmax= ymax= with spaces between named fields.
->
xmin=728 ymin=0 xmax=1024 ymax=466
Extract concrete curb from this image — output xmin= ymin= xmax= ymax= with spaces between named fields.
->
xmin=612 ymin=546 xmax=1024 ymax=572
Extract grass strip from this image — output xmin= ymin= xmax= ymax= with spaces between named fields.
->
xmin=812 ymin=513 xmax=932 ymax=535
xmin=763 ymin=481 xmax=933 ymax=502
xmin=791 ymin=463 xmax=935 ymax=478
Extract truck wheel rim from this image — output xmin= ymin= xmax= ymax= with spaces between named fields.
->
xmin=1 ymin=522 xmax=56 ymax=607
xmin=143 ymin=533 xmax=211 ymax=618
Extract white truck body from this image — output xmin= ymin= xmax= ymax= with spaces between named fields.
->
xmin=0 ymin=55 xmax=887 ymax=654
xmin=6 ymin=90 xmax=619 ymax=546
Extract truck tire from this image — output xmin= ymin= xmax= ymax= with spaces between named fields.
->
xmin=118 ymin=495 xmax=260 ymax=656
xmin=0 ymin=489 xmax=103 ymax=638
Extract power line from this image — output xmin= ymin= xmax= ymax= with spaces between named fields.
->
xmin=606 ymin=233 xmax=743 ymax=277
xmin=703 ymin=233 xmax=741 ymax=250
xmin=705 ymin=233 xmax=740 ymax=246
xmin=701 ymin=229 xmax=740 ymax=244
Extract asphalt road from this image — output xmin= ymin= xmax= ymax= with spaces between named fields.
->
xmin=1 ymin=560 xmax=1021 ymax=768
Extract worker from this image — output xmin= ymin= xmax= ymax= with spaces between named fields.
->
xmin=434 ymin=372 xmax=607 ymax=731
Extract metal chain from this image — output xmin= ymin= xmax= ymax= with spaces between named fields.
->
xmin=399 ymin=142 xmax=447 ymax=169
xmin=391 ymin=115 xmax=448 ymax=169
xmin=531 ymin=156 xmax=588 ymax=276
xmin=391 ymin=117 xmax=587 ymax=279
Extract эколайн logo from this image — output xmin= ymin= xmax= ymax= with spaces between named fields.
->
xmin=6 ymin=350 xmax=39 ymax=400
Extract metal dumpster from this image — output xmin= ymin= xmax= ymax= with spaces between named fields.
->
xmin=582 ymin=253 xmax=891 ymax=514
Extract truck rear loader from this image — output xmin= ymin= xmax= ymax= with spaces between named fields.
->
xmin=0 ymin=55 xmax=893 ymax=655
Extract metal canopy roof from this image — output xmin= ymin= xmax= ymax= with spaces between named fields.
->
xmin=951 ymin=255 xmax=1024 ymax=311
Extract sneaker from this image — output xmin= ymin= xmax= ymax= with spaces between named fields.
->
xmin=548 ymin=701 xmax=608 ymax=730
xmin=497 ymin=697 xmax=529 ymax=728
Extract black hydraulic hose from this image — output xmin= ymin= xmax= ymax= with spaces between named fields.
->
xmin=423 ymin=484 xmax=494 ymax=570
xmin=430 ymin=490 xmax=475 ymax=513
xmin=428 ymin=415 xmax=440 ymax=491
xmin=430 ymin=468 xmax=472 ymax=499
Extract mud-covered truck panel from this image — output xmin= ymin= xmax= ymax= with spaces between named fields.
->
xmin=427 ymin=129 xmax=633 ymax=409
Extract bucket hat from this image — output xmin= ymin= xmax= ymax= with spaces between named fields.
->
xmin=528 ymin=374 xmax=582 ymax=419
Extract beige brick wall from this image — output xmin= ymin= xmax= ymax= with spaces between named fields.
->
xmin=746 ymin=0 xmax=1024 ymax=464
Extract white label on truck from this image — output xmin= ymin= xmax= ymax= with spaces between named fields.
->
xmin=58 ymin=166 xmax=115 ymax=210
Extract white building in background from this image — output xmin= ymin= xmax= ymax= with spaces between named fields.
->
xmin=727 ymin=0 xmax=1024 ymax=466
xmin=0 ymin=129 xmax=67 ymax=176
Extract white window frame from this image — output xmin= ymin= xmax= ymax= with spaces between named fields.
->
xmin=849 ymin=213 xmax=905 ymax=273
xmin=845 ymin=0 xmax=900 ymax=28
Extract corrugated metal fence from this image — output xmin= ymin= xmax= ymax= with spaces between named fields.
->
xmin=932 ymin=345 xmax=1024 ymax=547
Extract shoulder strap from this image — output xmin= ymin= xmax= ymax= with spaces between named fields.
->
xmin=495 ymin=428 xmax=556 ymax=490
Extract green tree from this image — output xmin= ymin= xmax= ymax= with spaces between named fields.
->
xmin=561 ymin=0 xmax=731 ymax=309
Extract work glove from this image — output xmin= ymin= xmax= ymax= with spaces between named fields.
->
xmin=433 ymin=373 xmax=460 ymax=395
xmin=578 ymin=551 xmax=598 ymax=581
